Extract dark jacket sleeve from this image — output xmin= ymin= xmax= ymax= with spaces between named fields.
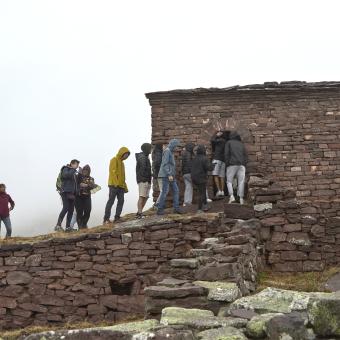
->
xmin=152 ymin=151 xmax=162 ymax=177
xmin=61 ymin=167 xmax=75 ymax=180
xmin=8 ymin=195 xmax=15 ymax=209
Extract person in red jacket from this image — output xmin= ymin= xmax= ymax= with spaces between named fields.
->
xmin=0 ymin=184 xmax=15 ymax=238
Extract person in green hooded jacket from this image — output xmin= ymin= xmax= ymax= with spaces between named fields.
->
xmin=103 ymin=146 xmax=130 ymax=224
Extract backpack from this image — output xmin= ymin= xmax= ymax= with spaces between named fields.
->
xmin=56 ymin=168 xmax=63 ymax=193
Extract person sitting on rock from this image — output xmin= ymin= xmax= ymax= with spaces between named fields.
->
xmin=157 ymin=139 xmax=183 ymax=215
xmin=136 ymin=143 xmax=152 ymax=219
xmin=191 ymin=145 xmax=214 ymax=213
xmin=0 ymin=183 xmax=15 ymax=238
xmin=224 ymin=131 xmax=248 ymax=205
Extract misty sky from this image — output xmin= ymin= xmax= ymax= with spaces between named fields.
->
xmin=1 ymin=1 xmax=340 ymax=236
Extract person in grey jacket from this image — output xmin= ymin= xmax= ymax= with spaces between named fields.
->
xmin=181 ymin=142 xmax=195 ymax=206
xmin=157 ymin=139 xmax=183 ymax=215
xmin=224 ymin=132 xmax=248 ymax=204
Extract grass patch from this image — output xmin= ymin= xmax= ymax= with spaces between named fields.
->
xmin=257 ymin=266 xmax=340 ymax=292
xmin=0 ymin=316 xmax=142 ymax=340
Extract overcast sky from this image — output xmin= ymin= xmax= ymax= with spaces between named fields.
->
xmin=1 ymin=1 xmax=340 ymax=236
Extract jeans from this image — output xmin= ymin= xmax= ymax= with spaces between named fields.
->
xmin=156 ymin=178 xmax=169 ymax=205
xmin=183 ymin=173 xmax=193 ymax=204
xmin=104 ymin=186 xmax=125 ymax=221
xmin=157 ymin=177 xmax=180 ymax=211
xmin=194 ymin=182 xmax=207 ymax=210
xmin=0 ymin=216 xmax=12 ymax=238
xmin=57 ymin=193 xmax=76 ymax=228
xmin=226 ymin=165 xmax=246 ymax=198
xmin=75 ymin=195 xmax=92 ymax=228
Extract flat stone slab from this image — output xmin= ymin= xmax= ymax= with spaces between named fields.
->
xmin=157 ymin=277 xmax=190 ymax=287
xmin=324 ymin=272 xmax=340 ymax=292
xmin=170 ymin=258 xmax=199 ymax=269
xmin=144 ymin=285 xmax=206 ymax=299
xmin=194 ymin=281 xmax=241 ymax=302
xmin=197 ymin=326 xmax=247 ymax=340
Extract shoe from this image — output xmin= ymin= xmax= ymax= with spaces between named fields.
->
xmin=202 ymin=205 xmax=210 ymax=212
xmin=174 ymin=208 xmax=184 ymax=214
xmin=114 ymin=216 xmax=121 ymax=223
xmin=207 ymin=198 xmax=212 ymax=203
xmin=157 ymin=210 xmax=165 ymax=216
xmin=240 ymin=198 xmax=244 ymax=205
xmin=103 ymin=220 xmax=112 ymax=225
xmin=183 ymin=203 xmax=187 ymax=207
xmin=229 ymin=195 xmax=236 ymax=204
xmin=136 ymin=212 xmax=143 ymax=219
xmin=65 ymin=227 xmax=77 ymax=233
xmin=219 ymin=191 xmax=225 ymax=197
xmin=197 ymin=210 xmax=203 ymax=214
xmin=54 ymin=225 xmax=64 ymax=232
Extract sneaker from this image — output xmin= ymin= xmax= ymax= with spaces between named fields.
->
xmin=240 ymin=198 xmax=244 ymax=205
xmin=103 ymin=220 xmax=112 ymax=225
xmin=65 ymin=227 xmax=77 ymax=233
xmin=54 ymin=225 xmax=64 ymax=232
xmin=174 ymin=208 xmax=184 ymax=214
xmin=136 ymin=212 xmax=143 ymax=219
xmin=207 ymin=198 xmax=212 ymax=203
xmin=229 ymin=195 xmax=236 ymax=204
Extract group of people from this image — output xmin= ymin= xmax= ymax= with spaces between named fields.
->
xmin=0 ymin=130 xmax=248 ymax=237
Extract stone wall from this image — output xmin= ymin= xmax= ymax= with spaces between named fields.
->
xmin=146 ymin=81 xmax=340 ymax=207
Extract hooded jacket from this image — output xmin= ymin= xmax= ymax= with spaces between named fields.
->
xmin=211 ymin=133 xmax=226 ymax=162
xmin=181 ymin=142 xmax=195 ymax=175
xmin=158 ymin=139 xmax=180 ymax=178
xmin=191 ymin=145 xmax=214 ymax=184
xmin=0 ymin=192 xmax=15 ymax=218
xmin=152 ymin=143 xmax=163 ymax=179
xmin=60 ymin=165 xmax=79 ymax=194
xmin=108 ymin=146 xmax=130 ymax=192
xmin=136 ymin=143 xmax=152 ymax=184
xmin=224 ymin=132 xmax=248 ymax=167
xmin=78 ymin=165 xmax=96 ymax=196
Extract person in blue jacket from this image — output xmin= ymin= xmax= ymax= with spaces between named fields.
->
xmin=157 ymin=139 xmax=183 ymax=215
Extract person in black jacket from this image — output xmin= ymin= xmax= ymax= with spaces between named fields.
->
xmin=136 ymin=143 xmax=152 ymax=218
xmin=75 ymin=165 xmax=96 ymax=229
xmin=211 ymin=131 xmax=226 ymax=197
xmin=181 ymin=142 xmax=195 ymax=206
xmin=55 ymin=159 xmax=80 ymax=232
xmin=224 ymin=131 xmax=248 ymax=205
xmin=191 ymin=145 xmax=214 ymax=213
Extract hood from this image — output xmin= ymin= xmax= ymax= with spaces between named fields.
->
xmin=141 ymin=143 xmax=152 ymax=155
xmin=116 ymin=146 xmax=130 ymax=160
xmin=82 ymin=164 xmax=91 ymax=175
xmin=185 ymin=142 xmax=195 ymax=153
xmin=196 ymin=145 xmax=206 ymax=155
xmin=229 ymin=131 xmax=241 ymax=141
xmin=168 ymin=139 xmax=180 ymax=151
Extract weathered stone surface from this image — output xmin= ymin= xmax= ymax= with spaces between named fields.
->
xmin=287 ymin=232 xmax=311 ymax=246
xmin=25 ymin=254 xmax=42 ymax=266
xmin=157 ymin=277 xmax=190 ymax=287
xmin=7 ymin=271 xmax=32 ymax=285
xmin=254 ymin=203 xmax=273 ymax=212
xmin=194 ymin=281 xmax=241 ymax=302
xmin=246 ymin=313 xmax=282 ymax=338
xmin=261 ymin=216 xmax=286 ymax=227
xmin=197 ymin=326 xmax=247 ymax=340
xmin=195 ymin=263 xmax=238 ymax=281
xmin=0 ymin=296 xmax=17 ymax=309
xmin=324 ymin=272 xmax=340 ymax=292
xmin=170 ymin=258 xmax=198 ymax=269
xmin=144 ymin=285 xmax=206 ymax=299
xmin=224 ymin=204 xmax=255 ymax=220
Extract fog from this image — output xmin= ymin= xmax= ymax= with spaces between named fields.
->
xmin=1 ymin=1 xmax=340 ymax=236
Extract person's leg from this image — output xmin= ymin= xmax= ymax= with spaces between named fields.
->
xmin=183 ymin=174 xmax=193 ymax=205
xmin=137 ymin=196 xmax=143 ymax=214
xmin=104 ymin=186 xmax=117 ymax=222
xmin=70 ymin=211 xmax=77 ymax=229
xmin=66 ymin=197 xmax=75 ymax=229
xmin=197 ymin=183 xmax=204 ymax=211
xmin=2 ymin=217 xmax=12 ymax=238
xmin=171 ymin=180 xmax=180 ymax=211
xmin=157 ymin=178 xmax=170 ymax=212
xmin=219 ymin=162 xmax=226 ymax=193
xmin=82 ymin=196 xmax=92 ymax=227
xmin=115 ymin=188 xmax=125 ymax=219
xmin=237 ymin=166 xmax=246 ymax=203
xmin=75 ymin=196 xmax=83 ymax=227
xmin=226 ymin=166 xmax=237 ymax=203
xmin=213 ymin=176 xmax=221 ymax=193
xmin=57 ymin=193 xmax=69 ymax=226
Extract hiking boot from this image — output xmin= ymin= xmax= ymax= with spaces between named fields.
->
xmin=174 ymin=208 xmax=184 ymax=214
xmin=229 ymin=195 xmax=236 ymax=204
xmin=54 ymin=225 xmax=64 ymax=232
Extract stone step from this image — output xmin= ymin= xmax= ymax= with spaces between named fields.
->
xmin=193 ymin=281 xmax=241 ymax=302
xmin=144 ymin=285 xmax=206 ymax=299
xmin=170 ymin=258 xmax=199 ymax=269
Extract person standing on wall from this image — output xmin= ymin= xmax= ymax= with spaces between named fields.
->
xmin=211 ymin=131 xmax=226 ymax=197
xmin=224 ymin=131 xmax=248 ymax=205
xmin=136 ymin=143 xmax=152 ymax=218
xmin=157 ymin=139 xmax=183 ymax=215
xmin=181 ymin=142 xmax=195 ymax=206
xmin=0 ymin=184 xmax=15 ymax=238
xmin=103 ymin=147 xmax=130 ymax=224
xmin=55 ymin=159 xmax=80 ymax=232
xmin=75 ymin=164 xmax=97 ymax=229
xmin=152 ymin=143 xmax=164 ymax=208
xmin=191 ymin=145 xmax=214 ymax=213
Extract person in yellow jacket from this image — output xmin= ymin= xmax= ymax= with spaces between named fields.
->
xmin=103 ymin=146 xmax=130 ymax=224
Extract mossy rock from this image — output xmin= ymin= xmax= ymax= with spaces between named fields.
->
xmin=197 ymin=326 xmax=248 ymax=340
xmin=246 ymin=313 xmax=282 ymax=338
xmin=107 ymin=319 xmax=160 ymax=333
xmin=194 ymin=281 xmax=241 ymax=302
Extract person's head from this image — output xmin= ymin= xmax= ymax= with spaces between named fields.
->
xmin=82 ymin=165 xmax=91 ymax=176
xmin=229 ymin=131 xmax=242 ymax=141
xmin=117 ymin=147 xmax=130 ymax=160
xmin=141 ymin=143 xmax=152 ymax=155
xmin=0 ymin=184 xmax=6 ymax=193
xmin=168 ymin=139 xmax=180 ymax=151
xmin=185 ymin=142 xmax=195 ymax=153
xmin=70 ymin=159 xmax=80 ymax=169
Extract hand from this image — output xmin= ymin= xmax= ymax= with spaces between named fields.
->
xmin=168 ymin=176 xmax=174 ymax=182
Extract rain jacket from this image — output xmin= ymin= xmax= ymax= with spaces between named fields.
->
xmin=211 ymin=133 xmax=226 ymax=162
xmin=181 ymin=142 xmax=195 ymax=175
xmin=136 ymin=143 xmax=152 ymax=183
xmin=224 ymin=132 xmax=248 ymax=167
xmin=158 ymin=139 xmax=180 ymax=178
xmin=60 ymin=166 xmax=79 ymax=194
xmin=78 ymin=165 xmax=96 ymax=196
xmin=108 ymin=146 xmax=130 ymax=192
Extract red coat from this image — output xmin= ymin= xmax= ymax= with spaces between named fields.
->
xmin=0 ymin=193 xmax=15 ymax=218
